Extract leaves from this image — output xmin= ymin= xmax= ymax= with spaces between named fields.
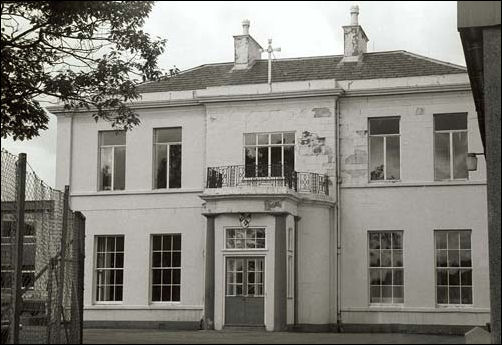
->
xmin=1 ymin=1 xmax=166 ymax=140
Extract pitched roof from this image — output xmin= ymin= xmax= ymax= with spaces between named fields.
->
xmin=138 ymin=50 xmax=467 ymax=94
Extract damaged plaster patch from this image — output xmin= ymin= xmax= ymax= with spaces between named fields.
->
xmin=264 ymin=200 xmax=282 ymax=211
xmin=299 ymin=131 xmax=327 ymax=155
xmin=344 ymin=149 xmax=368 ymax=164
xmin=312 ymin=107 xmax=332 ymax=118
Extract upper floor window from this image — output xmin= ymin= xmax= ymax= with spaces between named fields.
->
xmin=244 ymin=132 xmax=295 ymax=178
xmin=99 ymin=131 xmax=126 ymax=191
xmin=368 ymin=118 xmax=400 ymax=181
xmin=154 ymin=128 xmax=182 ymax=189
xmin=434 ymin=113 xmax=468 ymax=180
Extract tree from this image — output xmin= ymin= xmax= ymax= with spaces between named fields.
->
xmin=1 ymin=1 xmax=166 ymax=140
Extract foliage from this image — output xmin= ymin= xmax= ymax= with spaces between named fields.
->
xmin=1 ymin=1 xmax=166 ymax=140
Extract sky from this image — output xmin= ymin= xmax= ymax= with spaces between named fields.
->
xmin=1 ymin=1 xmax=466 ymax=187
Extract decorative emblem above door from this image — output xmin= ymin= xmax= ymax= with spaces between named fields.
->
xmin=239 ymin=213 xmax=251 ymax=228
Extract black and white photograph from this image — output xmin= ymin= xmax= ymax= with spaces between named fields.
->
xmin=1 ymin=1 xmax=500 ymax=344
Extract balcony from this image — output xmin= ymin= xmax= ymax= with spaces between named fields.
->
xmin=205 ymin=165 xmax=329 ymax=195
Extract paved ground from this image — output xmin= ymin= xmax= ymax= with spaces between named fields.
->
xmin=84 ymin=329 xmax=465 ymax=344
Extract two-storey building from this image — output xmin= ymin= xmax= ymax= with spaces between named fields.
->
xmin=53 ymin=6 xmax=490 ymax=333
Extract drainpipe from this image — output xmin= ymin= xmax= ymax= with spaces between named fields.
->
xmin=335 ymin=96 xmax=342 ymax=331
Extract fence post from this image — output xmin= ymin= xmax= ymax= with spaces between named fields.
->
xmin=10 ymin=153 xmax=27 ymax=344
xmin=70 ymin=211 xmax=85 ymax=344
xmin=56 ymin=185 xmax=70 ymax=343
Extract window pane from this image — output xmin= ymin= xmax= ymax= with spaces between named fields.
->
xmin=369 ymin=233 xmax=380 ymax=249
xmin=153 ymin=269 xmax=162 ymax=284
xmin=153 ymin=236 xmax=162 ymax=251
xmin=452 ymin=131 xmax=468 ymax=179
xmin=172 ymin=252 xmax=181 ymax=267
xmin=392 ymin=233 xmax=402 ymax=249
xmin=460 ymin=269 xmax=472 ymax=286
xmin=169 ymin=144 xmax=182 ymax=188
xmin=460 ymin=232 xmax=471 ymax=249
xmin=437 ymin=286 xmax=448 ymax=304
xmin=381 ymin=250 xmax=392 ymax=267
xmin=436 ymin=251 xmax=447 ymax=267
xmin=460 ymin=250 xmax=471 ymax=267
xmin=162 ymin=252 xmax=171 ymax=268
xmin=393 ymin=286 xmax=404 ymax=303
xmin=370 ymin=286 xmax=381 ymax=303
xmin=244 ymin=133 xmax=256 ymax=145
xmin=101 ymin=131 xmax=126 ymax=145
xmin=434 ymin=113 xmax=467 ymax=131
xmin=116 ymin=237 xmax=124 ymax=252
xmin=381 ymin=269 xmax=392 ymax=285
xmin=449 ymin=287 xmax=460 ymax=304
xmin=448 ymin=250 xmax=460 ymax=267
xmin=271 ymin=147 xmax=282 ymax=177
xmin=155 ymin=145 xmax=167 ymax=189
xmin=449 ymin=269 xmax=460 ymax=285
xmin=369 ymin=136 xmax=384 ymax=180
xmin=271 ymin=133 xmax=282 ymax=145
xmin=152 ymin=252 xmax=161 ymax=267
xmin=369 ymin=269 xmax=381 ymax=285
xmin=386 ymin=136 xmax=400 ymax=180
xmin=155 ymin=128 xmax=181 ymax=143
xmin=392 ymin=250 xmax=403 ymax=267
xmin=461 ymin=287 xmax=472 ymax=304
xmin=369 ymin=118 xmax=399 ymax=135
xmin=172 ymin=286 xmax=180 ymax=301
xmin=258 ymin=134 xmax=269 ymax=145
xmin=437 ymin=269 xmax=448 ymax=285
xmin=257 ymin=147 xmax=268 ymax=177
xmin=448 ymin=232 xmax=460 ymax=249
xmin=173 ymin=235 xmax=181 ymax=250
xmin=284 ymin=146 xmax=295 ymax=172
xmin=100 ymin=147 xmax=113 ymax=191
xmin=434 ymin=132 xmax=451 ymax=180
xmin=381 ymin=233 xmax=392 ymax=249
xmin=381 ymin=286 xmax=393 ymax=303
xmin=393 ymin=269 xmax=403 ymax=285
xmin=369 ymin=250 xmax=380 ymax=267
xmin=245 ymin=147 xmax=257 ymax=177
xmin=284 ymin=133 xmax=295 ymax=144
xmin=436 ymin=232 xmax=447 ymax=249
xmin=113 ymin=146 xmax=126 ymax=190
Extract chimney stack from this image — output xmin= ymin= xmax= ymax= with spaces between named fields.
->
xmin=233 ymin=19 xmax=263 ymax=70
xmin=342 ymin=5 xmax=369 ymax=61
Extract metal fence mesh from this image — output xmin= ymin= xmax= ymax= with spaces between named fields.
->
xmin=1 ymin=149 xmax=84 ymax=344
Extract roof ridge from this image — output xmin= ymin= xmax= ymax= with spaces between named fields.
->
xmin=400 ymin=50 xmax=467 ymax=70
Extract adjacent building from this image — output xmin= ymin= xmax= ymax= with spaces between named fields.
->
xmin=52 ymin=6 xmax=490 ymax=333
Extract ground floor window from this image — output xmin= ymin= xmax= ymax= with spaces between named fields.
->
xmin=368 ymin=231 xmax=404 ymax=304
xmin=435 ymin=230 xmax=472 ymax=305
xmin=95 ymin=236 xmax=124 ymax=302
xmin=151 ymin=234 xmax=181 ymax=302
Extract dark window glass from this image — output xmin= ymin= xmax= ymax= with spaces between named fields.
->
xmin=369 ymin=118 xmax=400 ymax=135
xmin=434 ymin=113 xmax=467 ymax=131
xmin=151 ymin=234 xmax=181 ymax=302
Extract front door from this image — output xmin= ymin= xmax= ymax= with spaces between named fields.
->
xmin=225 ymin=257 xmax=265 ymax=326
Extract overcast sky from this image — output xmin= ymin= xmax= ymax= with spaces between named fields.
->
xmin=2 ymin=1 xmax=466 ymax=187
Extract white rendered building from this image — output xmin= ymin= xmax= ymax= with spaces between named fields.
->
xmin=53 ymin=7 xmax=489 ymax=333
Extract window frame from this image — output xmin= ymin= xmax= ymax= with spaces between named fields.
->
xmin=153 ymin=127 xmax=183 ymax=190
xmin=243 ymin=131 xmax=295 ymax=179
xmin=367 ymin=230 xmax=404 ymax=306
xmin=433 ymin=113 xmax=469 ymax=181
xmin=98 ymin=131 xmax=126 ymax=191
xmin=149 ymin=233 xmax=182 ymax=303
xmin=224 ymin=227 xmax=267 ymax=251
xmin=434 ymin=229 xmax=473 ymax=307
xmin=93 ymin=235 xmax=125 ymax=304
xmin=368 ymin=117 xmax=401 ymax=182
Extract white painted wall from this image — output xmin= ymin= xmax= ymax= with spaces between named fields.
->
xmin=339 ymin=91 xmax=490 ymax=325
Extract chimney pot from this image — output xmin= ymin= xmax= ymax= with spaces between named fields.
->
xmin=350 ymin=5 xmax=359 ymax=25
xmin=242 ymin=19 xmax=250 ymax=35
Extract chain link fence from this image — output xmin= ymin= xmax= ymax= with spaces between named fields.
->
xmin=1 ymin=149 xmax=85 ymax=344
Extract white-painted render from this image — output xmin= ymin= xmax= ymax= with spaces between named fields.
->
xmin=53 ymin=72 xmax=489 ymax=329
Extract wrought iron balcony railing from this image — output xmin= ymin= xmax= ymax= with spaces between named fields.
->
xmin=206 ymin=164 xmax=329 ymax=195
